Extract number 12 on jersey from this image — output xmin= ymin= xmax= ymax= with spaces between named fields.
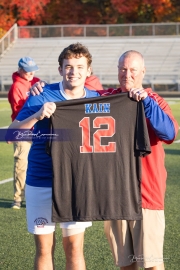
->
xmin=79 ymin=116 xmax=116 ymax=153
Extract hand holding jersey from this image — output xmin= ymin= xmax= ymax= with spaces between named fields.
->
xmin=129 ymin=88 xmax=148 ymax=101
xmin=7 ymin=103 xmax=56 ymax=131
xmin=36 ymin=102 xmax=56 ymax=120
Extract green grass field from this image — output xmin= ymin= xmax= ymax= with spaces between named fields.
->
xmin=0 ymin=98 xmax=180 ymax=270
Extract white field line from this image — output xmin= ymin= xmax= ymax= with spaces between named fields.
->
xmin=0 ymin=109 xmax=11 ymax=111
xmin=0 ymin=178 xmax=13 ymax=184
xmin=175 ymin=127 xmax=180 ymax=143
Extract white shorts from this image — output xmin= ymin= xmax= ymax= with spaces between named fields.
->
xmin=25 ymin=184 xmax=92 ymax=236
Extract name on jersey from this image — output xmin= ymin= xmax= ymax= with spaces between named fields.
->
xmin=85 ymin=103 xmax=110 ymax=114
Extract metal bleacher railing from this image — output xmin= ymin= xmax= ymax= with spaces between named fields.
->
xmin=17 ymin=23 xmax=180 ymax=38
xmin=0 ymin=24 xmax=18 ymax=57
xmin=1 ymin=22 xmax=180 ymax=54
xmin=0 ymin=24 xmax=18 ymax=91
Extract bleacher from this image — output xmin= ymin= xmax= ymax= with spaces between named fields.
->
xmin=1 ymin=24 xmax=180 ymax=95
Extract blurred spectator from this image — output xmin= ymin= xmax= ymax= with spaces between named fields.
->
xmin=85 ymin=73 xmax=103 ymax=90
xmin=8 ymin=57 xmax=40 ymax=209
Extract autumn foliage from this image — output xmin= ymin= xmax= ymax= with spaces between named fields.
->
xmin=0 ymin=0 xmax=50 ymax=31
xmin=111 ymin=0 xmax=174 ymax=22
xmin=0 ymin=0 xmax=180 ymax=37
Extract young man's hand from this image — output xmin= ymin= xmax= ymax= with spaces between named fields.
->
xmin=36 ymin=102 xmax=56 ymax=120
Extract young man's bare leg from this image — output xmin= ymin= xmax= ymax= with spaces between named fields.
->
xmin=63 ymin=232 xmax=86 ymax=270
xmin=34 ymin=232 xmax=55 ymax=270
xmin=120 ymin=262 xmax=139 ymax=270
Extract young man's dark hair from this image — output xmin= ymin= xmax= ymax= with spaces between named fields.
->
xmin=58 ymin=42 xmax=92 ymax=68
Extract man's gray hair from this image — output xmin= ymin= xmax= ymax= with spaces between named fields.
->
xmin=119 ymin=50 xmax=145 ymax=67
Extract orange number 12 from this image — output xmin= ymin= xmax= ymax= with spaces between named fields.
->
xmin=79 ymin=116 xmax=116 ymax=153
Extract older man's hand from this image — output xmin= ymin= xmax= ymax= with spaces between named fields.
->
xmin=129 ymin=88 xmax=148 ymax=102
xmin=30 ymin=80 xmax=47 ymax=96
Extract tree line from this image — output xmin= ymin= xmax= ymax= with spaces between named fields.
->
xmin=0 ymin=0 xmax=180 ymax=37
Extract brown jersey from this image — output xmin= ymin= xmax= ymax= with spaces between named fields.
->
xmin=48 ymin=93 xmax=151 ymax=222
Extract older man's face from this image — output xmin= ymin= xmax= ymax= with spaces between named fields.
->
xmin=118 ymin=54 xmax=145 ymax=92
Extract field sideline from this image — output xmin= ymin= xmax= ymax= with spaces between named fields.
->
xmin=0 ymin=98 xmax=180 ymax=269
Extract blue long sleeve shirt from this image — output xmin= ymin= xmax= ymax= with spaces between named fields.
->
xmin=143 ymin=96 xmax=175 ymax=141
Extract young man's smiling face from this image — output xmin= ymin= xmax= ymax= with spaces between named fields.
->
xmin=59 ymin=56 xmax=91 ymax=90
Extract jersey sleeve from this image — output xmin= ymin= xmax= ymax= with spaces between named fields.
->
xmin=143 ymin=94 xmax=179 ymax=143
xmin=16 ymin=93 xmax=45 ymax=121
xmin=135 ymin=101 xmax=151 ymax=157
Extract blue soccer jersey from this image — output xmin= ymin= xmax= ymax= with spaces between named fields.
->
xmin=16 ymin=82 xmax=100 ymax=187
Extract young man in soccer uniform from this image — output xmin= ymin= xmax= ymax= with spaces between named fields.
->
xmin=8 ymin=57 xmax=39 ymax=209
xmin=8 ymin=43 xmax=100 ymax=270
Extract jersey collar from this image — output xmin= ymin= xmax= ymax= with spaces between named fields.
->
xmin=59 ymin=81 xmax=86 ymax=100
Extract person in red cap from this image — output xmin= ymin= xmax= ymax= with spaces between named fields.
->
xmin=8 ymin=56 xmax=40 ymax=209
